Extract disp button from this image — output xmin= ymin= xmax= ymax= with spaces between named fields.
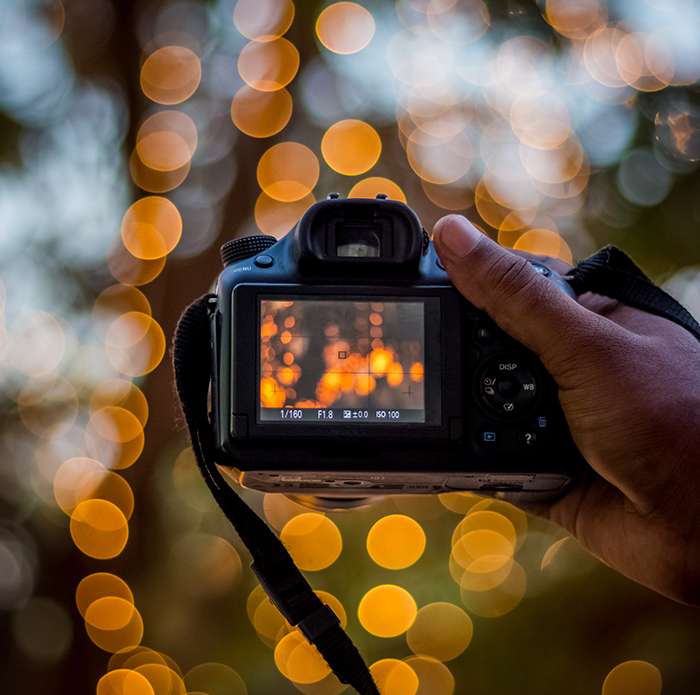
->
xmin=478 ymin=356 xmax=538 ymax=418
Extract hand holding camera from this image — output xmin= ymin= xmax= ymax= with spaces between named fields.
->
xmin=175 ymin=195 xmax=699 ymax=693
xmin=433 ymin=214 xmax=700 ymax=605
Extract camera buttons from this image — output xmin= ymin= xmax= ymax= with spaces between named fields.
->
xmin=474 ymin=325 xmax=493 ymax=343
xmin=481 ymin=430 xmax=498 ymax=444
xmin=534 ymin=415 xmax=549 ymax=429
xmin=477 ymin=356 xmax=538 ymax=418
xmin=529 ymin=261 xmax=551 ymax=277
xmin=220 ymin=234 xmax=277 ymax=266
xmin=497 ymin=376 xmax=520 ymax=398
xmin=254 ymin=254 xmax=274 ymax=268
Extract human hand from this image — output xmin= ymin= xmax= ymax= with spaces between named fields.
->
xmin=432 ymin=214 xmax=700 ymax=605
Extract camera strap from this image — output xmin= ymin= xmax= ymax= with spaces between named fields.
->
xmin=172 ymin=294 xmax=381 ymax=695
xmin=171 ymin=246 xmax=698 ymax=695
xmin=565 ymin=245 xmax=700 ymax=341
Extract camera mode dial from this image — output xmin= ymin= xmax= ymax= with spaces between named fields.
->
xmin=478 ymin=356 xmax=538 ymax=418
xmin=220 ymin=235 xmax=277 ymax=267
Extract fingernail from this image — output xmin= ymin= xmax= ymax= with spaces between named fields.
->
xmin=434 ymin=215 xmax=482 ymax=258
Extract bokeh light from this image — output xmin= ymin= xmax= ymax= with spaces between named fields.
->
xmin=544 ymin=0 xmax=605 ymax=40
xmin=254 ymin=192 xmax=315 ymax=237
xmin=421 ymin=179 xmax=473 ymax=211
xmin=134 ymin=663 xmax=186 ymax=695
xmin=89 ymin=406 xmax=144 ymax=444
xmin=451 ymin=528 xmax=514 ymax=572
xmin=54 ymin=457 xmax=134 ymax=519
xmin=279 ymin=513 xmax=342 ymax=571
xmin=468 ymin=498 xmax=528 ymax=550
xmin=366 ymin=514 xmax=426 ymax=570
xmin=369 ymin=658 xmax=418 ymax=695
xmin=406 ymin=130 xmax=473 ymax=185
xmin=453 ymin=553 xmax=514 ymax=593
xmin=358 ymin=584 xmax=417 ymax=638
xmin=140 ymin=46 xmax=201 ymax=105
xmin=257 ymin=142 xmax=320 ymax=202
xmin=404 ymin=656 xmax=455 ymax=695
xmin=237 ymin=38 xmax=300 ymax=92
xmin=316 ymin=3 xmax=375 ymax=55
xmin=121 ymin=197 xmax=183 ymax=260
xmin=5 ymin=311 xmax=66 ymax=377
xmin=135 ymin=111 xmax=198 ymax=172
xmin=124 ymin=649 xmax=180 ymax=676
xmin=252 ymin=594 xmax=291 ymax=645
xmin=70 ymin=499 xmax=129 ymax=560
xmin=406 ymin=602 xmax=473 ymax=662
xmin=321 ymin=119 xmax=382 ymax=176
xmin=617 ymin=148 xmax=673 ymax=207
xmin=97 ymin=669 xmax=154 ymax=695
xmin=108 ymin=646 xmax=168 ymax=674
xmin=94 ymin=285 xmax=152 ymax=321
xmin=90 ymin=379 xmax=149 ymax=428
xmin=129 ymin=149 xmax=191 ymax=194
xmin=104 ymin=312 xmax=166 ymax=377
xmin=246 ymin=584 xmax=267 ymax=624
xmin=12 ymin=597 xmax=73 ymax=665
xmin=349 ymin=177 xmax=407 ymax=202
xmin=76 ymin=573 xmax=134 ymax=618
xmin=17 ymin=376 xmax=78 ymax=438
xmin=230 ymin=86 xmax=293 ymax=138
xmin=510 ymin=94 xmax=572 ymax=150
xmin=108 ymin=249 xmax=167 ymax=286
xmin=452 ymin=510 xmax=516 ymax=550
xmin=438 ymin=492 xmax=481 ymax=515
xmin=513 ymin=229 xmax=573 ymax=264
xmin=84 ymin=596 xmax=144 ymax=653
xmin=85 ymin=418 xmax=145 ymax=471
xmin=171 ymin=533 xmax=242 ymax=598
xmin=233 ymin=0 xmax=295 ymax=42
xmin=275 ymin=629 xmax=331 ymax=684
xmin=184 ymin=662 xmax=247 ymax=695
xmin=459 ymin=560 xmax=527 ymax=618
xmin=602 ymin=660 xmax=662 ymax=695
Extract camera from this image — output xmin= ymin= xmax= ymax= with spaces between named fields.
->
xmin=208 ymin=194 xmax=584 ymax=502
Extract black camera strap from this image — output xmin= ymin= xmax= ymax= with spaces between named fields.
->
xmin=565 ymin=245 xmax=700 ymax=341
xmin=173 ymin=294 xmax=381 ymax=695
xmin=171 ymin=245 xmax=698 ymax=695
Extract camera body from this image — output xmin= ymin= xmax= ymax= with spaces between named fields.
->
xmin=209 ymin=196 xmax=584 ymax=501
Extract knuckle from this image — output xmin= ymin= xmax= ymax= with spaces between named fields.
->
xmin=482 ymin=253 xmax=542 ymax=308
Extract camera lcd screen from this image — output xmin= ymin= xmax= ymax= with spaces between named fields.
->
xmin=258 ymin=298 xmax=426 ymax=423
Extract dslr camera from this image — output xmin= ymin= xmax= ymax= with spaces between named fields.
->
xmin=208 ymin=195 xmax=583 ymax=502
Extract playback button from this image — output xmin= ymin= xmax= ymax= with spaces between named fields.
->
xmin=481 ymin=430 xmax=498 ymax=444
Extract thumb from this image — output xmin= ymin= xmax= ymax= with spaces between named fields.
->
xmin=433 ymin=215 xmax=608 ymax=373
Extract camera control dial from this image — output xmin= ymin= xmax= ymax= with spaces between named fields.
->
xmin=478 ymin=356 xmax=538 ymax=418
xmin=220 ymin=235 xmax=277 ymax=267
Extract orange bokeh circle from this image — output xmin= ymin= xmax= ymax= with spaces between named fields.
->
xmin=257 ymin=142 xmax=320 ymax=202
xmin=121 ymin=197 xmax=182 ymax=261
xmin=237 ymin=38 xmax=300 ymax=92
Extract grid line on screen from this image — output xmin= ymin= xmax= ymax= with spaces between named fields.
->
xmin=258 ymin=298 xmax=426 ymax=424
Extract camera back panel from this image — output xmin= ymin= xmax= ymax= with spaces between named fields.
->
xmin=210 ymin=198 xmax=584 ymax=501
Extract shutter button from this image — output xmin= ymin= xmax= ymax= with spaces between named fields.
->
xmin=254 ymin=255 xmax=274 ymax=268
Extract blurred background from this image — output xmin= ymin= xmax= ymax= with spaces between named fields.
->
xmin=1 ymin=0 xmax=699 ymax=693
